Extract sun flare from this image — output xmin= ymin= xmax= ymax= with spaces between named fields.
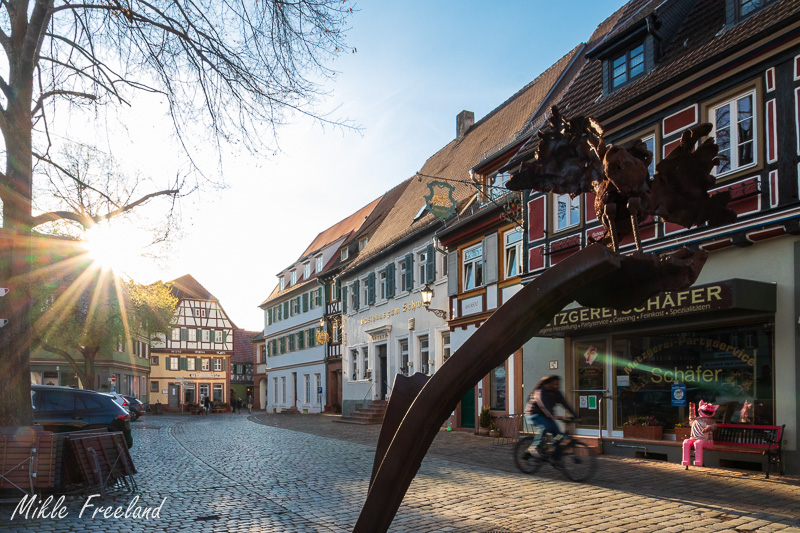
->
xmin=82 ymin=222 xmax=155 ymax=279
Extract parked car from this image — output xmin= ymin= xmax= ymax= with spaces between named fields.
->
xmin=121 ymin=395 xmax=144 ymax=421
xmin=31 ymin=385 xmax=133 ymax=448
xmin=101 ymin=392 xmax=130 ymax=415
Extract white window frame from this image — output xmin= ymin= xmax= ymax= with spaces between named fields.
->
xmin=488 ymin=171 xmax=511 ymax=201
xmin=169 ymin=357 xmax=179 ymax=370
xmin=554 ymin=193 xmax=581 ymax=232
xmin=361 ymin=276 xmax=369 ymax=309
xmin=291 ymin=270 xmax=297 ymax=286
xmin=710 ymin=89 xmax=757 ymax=177
xmin=171 ymin=328 xmax=180 ymax=341
xmin=418 ymin=334 xmax=430 ymax=375
xmin=641 ymin=133 xmax=656 ymax=178
xmin=350 ymin=349 xmax=359 ymax=381
xmin=463 ymin=243 xmax=484 ymax=291
xmin=417 ymin=248 xmax=428 ymax=288
xmin=273 ymin=377 xmax=278 ymax=403
xmin=504 ymin=228 xmax=523 ymax=279
xmin=441 ymin=331 xmax=451 ymax=364
xmin=399 ymin=338 xmax=409 ymax=375
xmin=202 ymin=330 xmax=210 ymax=342
xmin=304 ymin=374 xmax=311 ymax=404
xmin=281 ymin=377 xmax=287 ymax=404
xmin=280 ymin=276 xmax=285 ymax=291
xmin=340 ymin=248 xmax=349 ymax=261
xmin=202 ymin=358 xmax=210 ymax=371
xmin=215 ymin=330 xmax=223 ymax=343
xmin=316 ymin=256 xmax=323 ymax=273
xmin=362 ymin=347 xmax=370 ymax=379
xmin=398 ymin=258 xmax=408 ymax=294
xmin=188 ymin=329 xmax=197 ymax=342
xmin=379 ymin=269 xmax=387 ymax=301
xmin=214 ymin=358 xmax=222 ymax=372
xmin=187 ymin=358 xmax=196 ymax=371
xmin=304 ymin=263 xmax=311 ymax=280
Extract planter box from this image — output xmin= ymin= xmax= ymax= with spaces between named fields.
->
xmin=622 ymin=425 xmax=663 ymax=440
xmin=674 ymin=427 xmax=691 ymax=441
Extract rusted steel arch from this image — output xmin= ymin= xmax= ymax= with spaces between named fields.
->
xmin=355 ymin=243 xmax=707 ymax=532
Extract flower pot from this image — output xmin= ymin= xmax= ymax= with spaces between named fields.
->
xmin=622 ymin=425 xmax=663 ymax=440
xmin=674 ymin=427 xmax=691 ymax=441
xmin=489 ymin=430 xmax=500 ymax=438
xmin=478 ymin=427 xmax=490 ymax=436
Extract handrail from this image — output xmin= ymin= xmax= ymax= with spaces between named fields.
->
xmin=571 ymin=389 xmax=612 ymax=444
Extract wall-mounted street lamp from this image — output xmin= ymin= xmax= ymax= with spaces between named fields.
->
xmin=420 ymin=283 xmax=448 ymax=319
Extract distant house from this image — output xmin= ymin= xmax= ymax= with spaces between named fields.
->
xmin=230 ymin=328 xmax=259 ymax=403
xmin=149 ymin=274 xmax=235 ymax=410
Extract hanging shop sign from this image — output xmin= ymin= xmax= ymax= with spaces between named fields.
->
xmin=424 ymin=181 xmax=456 ymax=220
xmin=536 ymin=278 xmax=775 ymax=337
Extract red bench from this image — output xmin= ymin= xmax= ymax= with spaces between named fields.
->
xmin=685 ymin=423 xmax=784 ymax=478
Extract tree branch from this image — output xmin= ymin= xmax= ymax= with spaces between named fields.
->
xmin=32 ymin=89 xmax=97 ymax=115
xmin=33 ymin=336 xmax=89 ymax=387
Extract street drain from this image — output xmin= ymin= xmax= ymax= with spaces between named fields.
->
xmin=194 ymin=515 xmax=220 ymax=521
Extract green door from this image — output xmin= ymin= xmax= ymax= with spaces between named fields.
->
xmin=460 ymin=388 xmax=475 ymax=429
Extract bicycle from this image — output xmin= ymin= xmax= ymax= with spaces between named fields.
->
xmin=513 ymin=416 xmax=597 ymax=482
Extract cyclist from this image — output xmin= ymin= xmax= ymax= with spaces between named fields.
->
xmin=524 ymin=374 xmax=579 ymax=462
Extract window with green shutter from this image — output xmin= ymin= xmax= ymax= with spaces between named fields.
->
xmin=386 ymin=263 xmax=396 ymax=298
xmin=279 ymin=337 xmax=285 ymax=353
xmin=308 ymin=328 xmax=316 ymax=347
xmin=222 ymin=331 xmax=227 ymax=343
xmin=298 ymin=330 xmax=305 ymax=350
xmin=367 ymin=272 xmax=376 ymax=305
xmin=316 ymin=287 xmax=322 ymax=306
xmin=197 ymin=329 xmax=202 ymax=342
xmin=180 ymin=328 xmax=188 ymax=341
xmin=180 ymin=357 xmax=187 ymax=371
xmin=353 ymin=280 xmax=360 ymax=309
xmin=283 ymin=301 xmax=289 ymax=317
xmin=404 ymin=253 xmax=413 ymax=291
xmin=268 ymin=308 xmax=274 ymax=325
xmin=426 ymin=243 xmax=436 ymax=283
xmin=303 ymin=293 xmax=309 ymax=312
xmin=222 ymin=358 xmax=226 ymax=371
xmin=210 ymin=330 xmax=215 ymax=343
xmin=288 ymin=334 xmax=295 ymax=351
xmin=196 ymin=357 xmax=201 ymax=370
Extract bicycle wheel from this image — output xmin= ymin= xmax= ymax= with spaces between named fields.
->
xmin=560 ymin=441 xmax=597 ymax=482
xmin=513 ymin=436 xmax=545 ymax=475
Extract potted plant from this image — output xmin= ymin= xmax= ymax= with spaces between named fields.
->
xmin=478 ymin=406 xmax=492 ymax=436
xmin=489 ymin=420 xmax=500 ymax=438
xmin=622 ymin=415 xmax=663 ymax=440
xmin=674 ymin=422 xmax=691 ymax=441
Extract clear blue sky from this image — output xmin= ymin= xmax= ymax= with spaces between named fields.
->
xmin=133 ymin=1 xmax=629 ymax=330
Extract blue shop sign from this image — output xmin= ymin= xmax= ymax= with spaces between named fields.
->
xmin=671 ymin=383 xmax=687 ymax=407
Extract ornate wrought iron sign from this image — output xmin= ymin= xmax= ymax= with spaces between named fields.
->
xmin=424 ymin=181 xmax=456 ymax=220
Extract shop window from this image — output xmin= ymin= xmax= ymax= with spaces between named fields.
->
xmin=710 ymin=90 xmax=756 ymax=177
xmin=612 ymin=322 xmax=774 ymax=430
xmin=489 ymin=364 xmax=506 ymax=411
xmin=199 ymin=383 xmax=210 ymax=402
xmin=213 ymin=384 xmax=223 ymax=402
xmin=184 ymin=383 xmax=196 ymax=403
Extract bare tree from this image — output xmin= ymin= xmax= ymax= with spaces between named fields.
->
xmin=0 ymin=0 xmax=355 ymax=425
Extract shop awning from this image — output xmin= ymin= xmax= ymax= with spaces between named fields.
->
xmin=536 ymin=278 xmax=776 ymax=337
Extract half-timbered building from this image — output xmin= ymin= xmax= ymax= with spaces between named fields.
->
xmin=149 ymin=274 xmax=235 ymax=410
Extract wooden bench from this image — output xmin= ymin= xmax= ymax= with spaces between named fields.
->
xmin=685 ymin=423 xmax=785 ymax=478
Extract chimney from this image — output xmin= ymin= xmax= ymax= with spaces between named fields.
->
xmin=456 ymin=110 xmax=474 ymax=140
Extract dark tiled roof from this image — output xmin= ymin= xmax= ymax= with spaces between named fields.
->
xmin=560 ymin=0 xmax=800 ymax=126
xmin=345 ymin=47 xmax=585 ymax=272
xmin=296 ymin=197 xmax=382 ymax=262
xmin=232 ymin=328 xmax=260 ymax=362
xmin=167 ymin=274 xmax=216 ymax=301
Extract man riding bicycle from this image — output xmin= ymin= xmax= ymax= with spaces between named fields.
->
xmin=524 ymin=375 xmax=579 ymax=462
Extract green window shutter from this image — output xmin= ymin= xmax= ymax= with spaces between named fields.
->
xmin=222 ymin=331 xmax=227 ymax=343
xmin=268 ymin=308 xmax=273 ymax=325
xmin=324 ymin=283 xmax=331 ymax=302
xmin=317 ymin=287 xmax=322 ymax=306
xmin=197 ymin=329 xmax=202 ymax=342
xmin=367 ymin=272 xmax=376 ymax=305
xmin=426 ymin=243 xmax=436 ymax=283
xmin=210 ymin=330 xmax=215 ymax=343
xmin=298 ymin=330 xmax=305 ymax=350
xmin=289 ymin=334 xmax=295 ymax=351
xmin=279 ymin=337 xmax=285 ymax=353
xmin=335 ymin=280 xmax=341 ymax=300
xmin=342 ymin=286 xmax=348 ymax=313
xmin=196 ymin=357 xmax=201 ymax=369
xmin=308 ymin=328 xmax=316 ymax=347
xmin=404 ymin=253 xmax=413 ymax=291
xmin=353 ymin=280 xmax=360 ymax=309
xmin=165 ymin=356 xmax=171 ymax=369
xmin=276 ymin=305 xmax=281 ymax=321
xmin=180 ymin=328 xmax=188 ymax=341
xmin=386 ymin=263 xmax=395 ymax=298
xmin=222 ymin=358 xmax=226 ymax=371
xmin=180 ymin=357 xmax=187 ymax=371
xmin=283 ymin=301 xmax=289 ymax=317
xmin=303 ymin=293 xmax=309 ymax=313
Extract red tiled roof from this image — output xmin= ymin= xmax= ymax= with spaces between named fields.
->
xmin=166 ymin=274 xmax=216 ymax=301
xmin=296 ymin=197 xmax=382 ymax=262
xmin=346 ymin=46 xmax=585 ymax=271
xmin=232 ymin=328 xmax=260 ymax=362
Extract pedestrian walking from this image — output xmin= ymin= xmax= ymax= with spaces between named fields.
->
xmin=203 ymin=395 xmax=211 ymax=414
xmin=247 ymin=393 xmax=253 ymax=414
xmin=237 ymin=397 xmax=243 ymax=414
xmin=230 ymin=395 xmax=236 ymax=414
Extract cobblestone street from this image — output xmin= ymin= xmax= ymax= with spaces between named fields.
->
xmin=1 ymin=412 xmax=799 ymax=532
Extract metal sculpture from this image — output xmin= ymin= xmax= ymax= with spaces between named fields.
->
xmin=506 ymin=106 xmax=736 ymax=251
xmin=354 ymin=109 xmax=732 ymax=533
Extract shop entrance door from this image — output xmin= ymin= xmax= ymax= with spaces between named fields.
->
xmin=460 ymin=388 xmax=475 ymax=428
xmin=168 ymin=384 xmax=180 ymax=409
xmin=573 ymin=340 xmax=606 ymax=432
xmin=377 ymin=344 xmax=388 ymax=400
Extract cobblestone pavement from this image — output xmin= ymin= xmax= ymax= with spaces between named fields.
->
xmin=0 ymin=411 xmax=798 ymax=532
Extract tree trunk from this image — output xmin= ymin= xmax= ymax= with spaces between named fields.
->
xmin=0 ymin=34 xmax=36 ymax=426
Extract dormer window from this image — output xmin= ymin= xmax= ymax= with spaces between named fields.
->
xmin=611 ymin=43 xmax=645 ymax=90
xmin=340 ymin=248 xmax=349 ymax=261
xmin=737 ymin=0 xmax=774 ymax=20
xmin=304 ymin=263 xmax=311 ymax=280
xmin=279 ymin=276 xmax=285 ymax=291
xmin=316 ymin=256 xmax=323 ymax=272
xmin=291 ymin=270 xmax=297 ymax=286
xmin=358 ymin=236 xmax=369 ymax=251
xmin=486 ymin=171 xmax=510 ymax=202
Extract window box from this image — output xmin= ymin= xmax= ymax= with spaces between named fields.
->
xmin=622 ymin=425 xmax=663 ymax=440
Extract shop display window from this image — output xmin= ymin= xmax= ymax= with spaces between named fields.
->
xmin=574 ymin=340 xmax=606 ymax=428
xmin=612 ymin=322 xmax=773 ymax=429
xmin=489 ymin=364 xmax=506 ymax=411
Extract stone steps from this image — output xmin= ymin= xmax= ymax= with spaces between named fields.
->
xmin=336 ymin=401 xmax=387 ymax=425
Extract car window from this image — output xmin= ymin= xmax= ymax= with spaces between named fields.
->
xmin=40 ymin=391 xmax=75 ymax=411
xmin=31 ymin=390 xmax=39 ymax=411
xmin=76 ymin=394 xmax=105 ymax=410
